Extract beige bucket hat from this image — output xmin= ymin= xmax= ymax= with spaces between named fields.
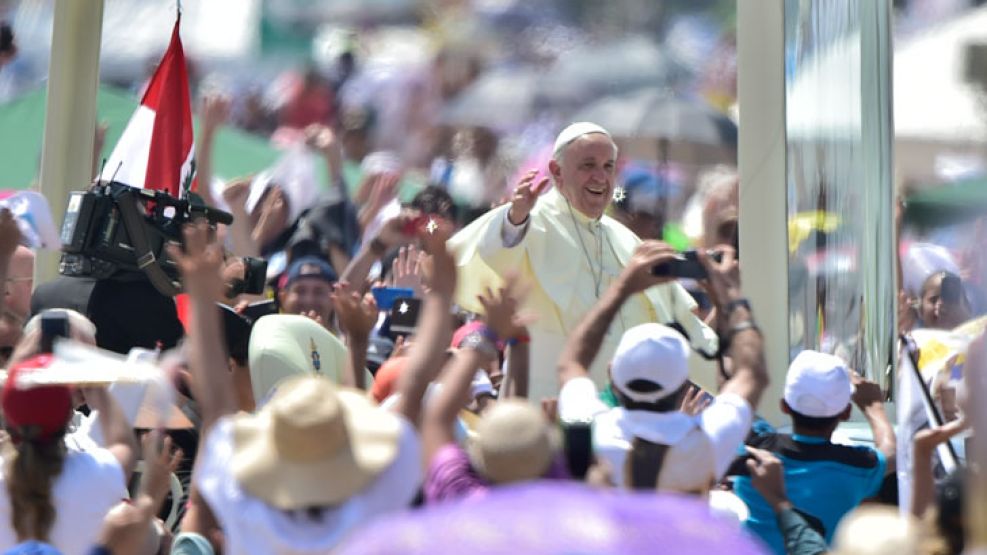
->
xmin=468 ymin=399 xmax=560 ymax=484
xmin=231 ymin=374 xmax=401 ymax=510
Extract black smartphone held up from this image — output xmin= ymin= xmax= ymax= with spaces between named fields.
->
xmin=240 ymin=299 xmax=278 ymax=322
xmin=562 ymin=421 xmax=594 ymax=480
xmin=388 ymin=297 xmax=422 ymax=336
xmin=651 ymin=250 xmax=723 ymax=280
xmin=940 ymin=274 xmax=963 ymax=305
xmin=40 ymin=311 xmax=70 ymax=354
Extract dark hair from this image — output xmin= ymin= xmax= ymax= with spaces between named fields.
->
xmin=788 ymin=408 xmax=843 ymax=432
xmin=409 ymin=186 xmax=455 ymax=222
xmin=5 ymin=433 xmax=68 ymax=542
xmin=625 ymin=438 xmax=669 ymax=490
xmin=614 ymin=381 xmax=688 ymax=413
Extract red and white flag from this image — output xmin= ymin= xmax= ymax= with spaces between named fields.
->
xmin=100 ymin=18 xmax=195 ymax=198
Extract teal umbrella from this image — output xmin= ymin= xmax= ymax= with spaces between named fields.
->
xmin=0 ymin=85 xmax=282 ymax=191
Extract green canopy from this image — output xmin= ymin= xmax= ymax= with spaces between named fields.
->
xmin=0 ymin=85 xmax=281 ymax=191
xmin=905 ymin=176 xmax=987 ymax=229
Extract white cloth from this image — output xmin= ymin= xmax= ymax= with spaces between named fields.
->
xmin=196 ymin=416 xmax=422 ymax=555
xmin=558 ymin=377 xmax=752 ymax=487
xmin=0 ymin=446 xmax=127 ymax=555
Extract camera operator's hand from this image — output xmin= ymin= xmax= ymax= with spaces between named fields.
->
xmin=616 ymin=241 xmax=677 ymax=297
xmin=0 ymin=208 xmax=22 ymax=260
xmin=697 ymin=246 xmax=741 ymax=309
xmin=168 ymin=220 xmax=225 ymax=301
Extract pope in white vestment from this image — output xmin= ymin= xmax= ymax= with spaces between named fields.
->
xmin=448 ymin=123 xmax=718 ymax=401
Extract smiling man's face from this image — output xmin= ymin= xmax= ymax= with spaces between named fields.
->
xmin=550 ymin=133 xmax=617 ymax=220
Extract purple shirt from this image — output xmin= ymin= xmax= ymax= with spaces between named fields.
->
xmin=424 ymin=443 xmax=571 ymax=505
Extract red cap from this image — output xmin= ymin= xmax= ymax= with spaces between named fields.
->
xmin=2 ymin=355 xmax=73 ymax=443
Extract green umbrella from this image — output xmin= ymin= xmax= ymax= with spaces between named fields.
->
xmin=905 ymin=176 xmax=987 ymax=229
xmin=0 ymin=84 xmax=282 ymax=191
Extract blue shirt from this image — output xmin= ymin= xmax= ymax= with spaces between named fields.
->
xmin=732 ymin=433 xmax=886 ymax=555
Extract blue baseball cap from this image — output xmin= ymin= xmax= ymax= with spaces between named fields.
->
xmin=282 ymin=256 xmax=337 ymax=289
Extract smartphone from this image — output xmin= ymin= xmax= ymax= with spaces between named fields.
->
xmin=562 ymin=422 xmax=594 ymax=480
xmin=371 ymin=287 xmax=415 ymax=311
xmin=40 ymin=312 xmax=70 ymax=354
xmin=940 ymin=274 xmax=963 ymax=305
xmin=652 ymin=250 xmax=723 ymax=279
xmin=388 ymin=297 xmax=422 ymax=336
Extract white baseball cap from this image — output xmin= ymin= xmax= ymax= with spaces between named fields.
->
xmin=553 ymin=122 xmax=612 ymax=158
xmin=611 ymin=323 xmax=690 ymax=403
xmin=784 ymin=350 xmax=853 ymax=418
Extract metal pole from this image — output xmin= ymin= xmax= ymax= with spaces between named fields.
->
xmin=36 ymin=0 xmax=105 ymax=285
xmin=737 ymin=0 xmax=788 ymax=424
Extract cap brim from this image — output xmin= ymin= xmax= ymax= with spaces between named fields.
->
xmin=231 ymin=389 xmax=402 ymax=510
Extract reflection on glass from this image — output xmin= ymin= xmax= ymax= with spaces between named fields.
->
xmin=784 ymin=0 xmax=895 ymax=383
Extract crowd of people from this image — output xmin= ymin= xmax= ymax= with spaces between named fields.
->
xmin=0 ymin=116 xmax=980 ymax=555
xmin=0 ymin=13 xmax=984 ymax=554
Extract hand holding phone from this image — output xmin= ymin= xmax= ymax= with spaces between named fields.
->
xmin=40 ymin=312 xmax=70 ymax=354
xmin=651 ymin=250 xmax=723 ymax=280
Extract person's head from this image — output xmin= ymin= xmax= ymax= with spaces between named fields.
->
xmin=609 ymin=323 xmax=691 ymax=413
xmin=231 ymin=375 xmax=403 ymax=511
xmin=1 ymin=355 xmax=73 ymax=542
xmin=247 ymin=314 xmax=347 ymax=406
xmin=5 ymin=246 xmax=34 ymax=320
xmin=469 ymin=400 xmax=560 ymax=485
xmin=935 ymin=469 xmax=966 ymax=555
xmin=612 ymin=166 xmax=666 ymax=240
xmin=278 ymin=256 xmax=337 ymax=324
xmin=699 ymin=168 xmax=739 ymax=250
xmin=7 ymin=309 xmax=97 ymax=369
xmin=781 ymin=350 xmax=853 ymax=435
xmin=918 ymin=272 xmax=971 ymax=330
xmin=830 ymin=505 xmax=920 ymax=555
xmin=549 ymin=123 xmax=618 ymax=220
xmin=409 ymin=185 xmax=456 ymax=224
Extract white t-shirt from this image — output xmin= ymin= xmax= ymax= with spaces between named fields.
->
xmin=196 ymin=415 xmax=422 ymax=555
xmin=0 ymin=445 xmax=126 ymax=555
xmin=558 ymin=377 xmax=752 ymax=487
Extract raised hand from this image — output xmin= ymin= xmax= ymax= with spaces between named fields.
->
xmin=697 ymin=245 xmax=741 ymax=309
xmin=139 ymin=431 xmax=183 ymax=507
xmin=617 ymin=241 xmax=678 ymax=296
xmin=746 ymin=447 xmax=788 ymax=509
xmin=477 ymin=273 xmax=530 ymax=341
xmin=507 ymin=169 xmax=550 ymax=225
xmin=332 ymin=282 xmax=379 ymax=340
xmin=166 ymin=220 xmax=225 ymax=300
xmin=679 ymin=384 xmax=713 ymax=416
xmin=391 ymin=244 xmax=425 ymax=296
xmin=221 ymin=177 xmax=252 ymax=212
xmin=201 ymin=94 xmax=231 ymax=132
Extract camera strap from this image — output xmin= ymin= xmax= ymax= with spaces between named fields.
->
xmin=117 ymin=190 xmax=181 ymax=297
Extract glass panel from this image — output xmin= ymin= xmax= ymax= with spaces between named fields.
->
xmin=784 ymin=0 xmax=895 ymax=383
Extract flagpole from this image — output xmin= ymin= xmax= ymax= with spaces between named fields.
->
xmin=36 ymin=0 xmax=105 ymax=284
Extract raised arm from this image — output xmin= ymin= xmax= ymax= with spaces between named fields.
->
xmin=195 ymin=95 xmax=230 ymax=209
xmin=424 ymin=276 xmax=526 ymax=461
xmin=331 ymin=281 xmax=378 ymax=390
xmin=305 ymin=124 xmax=348 ymax=200
xmin=851 ymin=372 xmax=897 ymax=473
xmin=167 ymin=221 xmax=235 ymax=432
xmin=698 ymin=247 xmax=769 ymax=410
xmin=390 ymin=220 xmax=456 ymax=426
xmin=558 ymin=241 xmax=678 ymax=386
xmin=82 ymin=386 xmax=139 ymax=479
xmin=339 ymin=209 xmax=418 ymax=289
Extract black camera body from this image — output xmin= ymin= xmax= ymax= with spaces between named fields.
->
xmin=59 ymin=181 xmax=250 ymax=296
